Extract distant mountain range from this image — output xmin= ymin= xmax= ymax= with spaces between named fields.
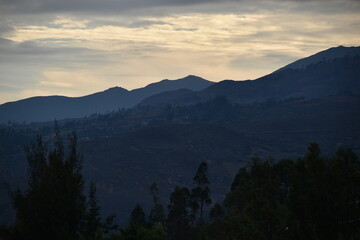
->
xmin=1 ymin=46 xmax=359 ymax=124
xmin=0 ymin=75 xmax=213 ymax=123
xmin=138 ymin=46 xmax=360 ymax=107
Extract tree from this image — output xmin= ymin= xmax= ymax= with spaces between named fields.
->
xmin=191 ymin=161 xmax=211 ymax=224
xmin=6 ymin=124 xmax=87 ymax=240
xmin=166 ymin=187 xmax=191 ymax=240
xmin=85 ymin=181 xmax=102 ymax=240
xmin=288 ymin=144 xmax=360 ymax=239
xmin=149 ymin=183 xmax=165 ymax=226
xmin=130 ymin=204 xmax=146 ymax=227
xmin=209 ymin=203 xmax=225 ymax=222
xmin=224 ymin=156 xmax=288 ymax=240
xmin=328 ymin=147 xmax=360 ymax=239
xmin=288 ymin=142 xmax=327 ymax=239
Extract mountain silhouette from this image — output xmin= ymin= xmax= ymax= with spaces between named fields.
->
xmin=276 ymin=45 xmax=360 ymax=72
xmin=139 ymin=46 xmax=360 ymax=107
xmin=0 ymin=75 xmax=213 ymax=123
xmin=2 ymin=46 xmax=359 ymax=123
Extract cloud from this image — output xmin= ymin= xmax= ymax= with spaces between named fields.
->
xmin=0 ymin=0 xmax=359 ymax=16
xmin=51 ymin=17 xmax=89 ymax=28
xmin=127 ymin=20 xmax=170 ymax=28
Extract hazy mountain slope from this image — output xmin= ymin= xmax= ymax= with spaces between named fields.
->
xmin=79 ymin=124 xmax=257 ymax=222
xmin=64 ymin=96 xmax=360 ymax=221
xmin=123 ymin=75 xmax=211 ymax=108
xmin=139 ymin=46 xmax=360 ymax=107
xmin=137 ymin=88 xmax=200 ymax=107
xmin=203 ymin=55 xmax=360 ymax=103
xmin=276 ymin=45 xmax=360 ymax=72
xmin=0 ymin=87 xmax=130 ymax=123
xmin=1 ymin=95 xmax=359 ymax=225
xmin=0 ymin=75 xmax=213 ymax=123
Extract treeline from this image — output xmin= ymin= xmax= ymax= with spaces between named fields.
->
xmin=115 ymin=143 xmax=360 ymax=240
xmin=0 ymin=123 xmax=117 ymax=240
xmin=1 ymin=125 xmax=360 ymax=239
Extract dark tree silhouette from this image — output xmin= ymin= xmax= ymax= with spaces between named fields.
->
xmin=149 ymin=182 xmax=165 ymax=226
xmin=191 ymin=161 xmax=211 ymax=224
xmin=8 ymin=127 xmax=86 ymax=240
xmin=130 ymin=204 xmax=146 ymax=227
xmin=209 ymin=203 xmax=225 ymax=222
xmin=166 ymin=187 xmax=191 ymax=240
xmin=84 ymin=181 xmax=102 ymax=240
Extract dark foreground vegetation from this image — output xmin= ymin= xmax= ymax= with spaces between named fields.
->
xmin=1 ymin=124 xmax=360 ymax=240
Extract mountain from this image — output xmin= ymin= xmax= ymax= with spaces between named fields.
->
xmin=276 ymin=45 xmax=360 ymax=72
xmin=0 ymin=87 xmax=129 ymax=124
xmin=138 ymin=46 xmax=360 ymax=107
xmin=0 ymin=75 xmax=213 ymax=123
xmin=80 ymin=123 xmax=255 ymax=221
xmin=2 ymin=94 xmax=358 ymax=224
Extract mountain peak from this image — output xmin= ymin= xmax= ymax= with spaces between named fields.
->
xmin=156 ymin=75 xmax=209 ymax=83
xmin=182 ymin=74 xmax=203 ymax=79
xmin=104 ymin=86 xmax=128 ymax=92
xmin=142 ymin=75 xmax=213 ymax=91
xmin=276 ymin=45 xmax=360 ymax=72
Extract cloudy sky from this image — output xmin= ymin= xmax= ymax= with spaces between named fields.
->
xmin=0 ymin=0 xmax=359 ymax=104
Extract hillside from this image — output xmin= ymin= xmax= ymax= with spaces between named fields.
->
xmin=0 ymin=75 xmax=213 ymax=123
xmin=139 ymin=46 xmax=360 ymax=107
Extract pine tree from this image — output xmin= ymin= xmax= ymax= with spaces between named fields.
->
xmin=130 ymin=204 xmax=146 ymax=227
xmin=166 ymin=187 xmax=191 ymax=240
xmin=85 ymin=181 xmax=102 ymax=240
xmin=209 ymin=203 xmax=225 ymax=222
xmin=191 ymin=161 xmax=211 ymax=224
xmin=8 ymin=124 xmax=86 ymax=240
xmin=149 ymin=182 xmax=165 ymax=225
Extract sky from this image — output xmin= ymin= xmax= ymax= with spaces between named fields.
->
xmin=0 ymin=0 xmax=359 ymax=104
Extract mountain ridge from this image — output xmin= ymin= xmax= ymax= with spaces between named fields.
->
xmin=0 ymin=75 xmax=213 ymax=123
xmin=276 ymin=45 xmax=360 ymax=72
xmin=1 ymin=46 xmax=359 ymax=123
xmin=138 ymin=46 xmax=360 ymax=107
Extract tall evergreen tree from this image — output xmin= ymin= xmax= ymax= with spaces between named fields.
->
xmin=149 ymin=182 xmax=165 ymax=226
xmin=85 ymin=181 xmax=102 ymax=240
xmin=224 ymin=156 xmax=288 ymax=240
xmin=130 ymin=204 xmax=146 ymax=227
xmin=7 ymin=124 xmax=86 ymax=240
xmin=209 ymin=203 xmax=225 ymax=222
xmin=166 ymin=187 xmax=191 ymax=240
xmin=54 ymin=120 xmax=64 ymax=160
xmin=191 ymin=161 xmax=211 ymax=224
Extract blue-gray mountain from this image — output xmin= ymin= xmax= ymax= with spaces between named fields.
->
xmin=2 ymin=46 xmax=360 ymax=124
xmin=138 ymin=46 xmax=360 ymax=107
xmin=0 ymin=75 xmax=213 ymax=123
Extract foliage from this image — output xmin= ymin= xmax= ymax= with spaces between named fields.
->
xmin=166 ymin=186 xmax=192 ymax=240
xmin=3 ymin=124 xmax=86 ymax=240
xmin=84 ymin=181 xmax=102 ymax=240
xmin=149 ymin=183 xmax=165 ymax=226
xmin=2 ymin=134 xmax=359 ymax=240
xmin=129 ymin=204 xmax=146 ymax=227
xmin=191 ymin=161 xmax=211 ymax=225
xmin=0 ymin=123 xmax=116 ymax=240
xmin=201 ymin=143 xmax=360 ymax=240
